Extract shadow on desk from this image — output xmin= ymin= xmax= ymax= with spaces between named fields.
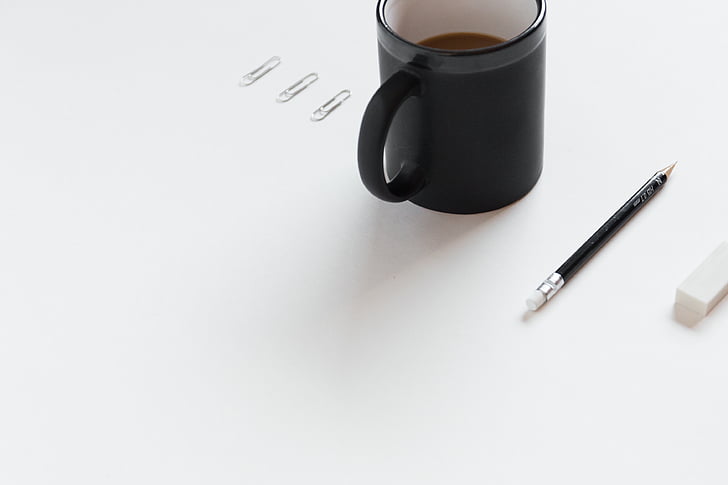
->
xmin=349 ymin=199 xmax=509 ymax=295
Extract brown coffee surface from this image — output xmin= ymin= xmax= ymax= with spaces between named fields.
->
xmin=418 ymin=32 xmax=506 ymax=50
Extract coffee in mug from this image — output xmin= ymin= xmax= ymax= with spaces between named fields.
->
xmin=418 ymin=32 xmax=506 ymax=50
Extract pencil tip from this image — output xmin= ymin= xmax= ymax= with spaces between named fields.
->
xmin=660 ymin=162 xmax=677 ymax=178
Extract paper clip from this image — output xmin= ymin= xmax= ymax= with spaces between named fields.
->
xmin=277 ymin=73 xmax=319 ymax=103
xmin=311 ymin=90 xmax=351 ymax=122
xmin=239 ymin=56 xmax=281 ymax=86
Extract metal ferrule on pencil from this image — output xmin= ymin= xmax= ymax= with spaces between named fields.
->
xmin=527 ymin=273 xmax=564 ymax=311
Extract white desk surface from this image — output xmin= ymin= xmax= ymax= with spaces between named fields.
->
xmin=2 ymin=0 xmax=728 ymax=483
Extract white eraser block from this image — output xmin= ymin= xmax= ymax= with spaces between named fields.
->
xmin=676 ymin=242 xmax=728 ymax=316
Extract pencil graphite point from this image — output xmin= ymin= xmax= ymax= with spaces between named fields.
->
xmin=660 ymin=162 xmax=677 ymax=178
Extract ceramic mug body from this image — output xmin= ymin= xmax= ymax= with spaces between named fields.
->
xmin=358 ymin=0 xmax=547 ymax=214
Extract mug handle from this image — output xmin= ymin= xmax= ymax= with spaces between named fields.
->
xmin=358 ymin=70 xmax=426 ymax=202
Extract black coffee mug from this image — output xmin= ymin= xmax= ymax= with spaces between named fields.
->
xmin=358 ymin=0 xmax=547 ymax=214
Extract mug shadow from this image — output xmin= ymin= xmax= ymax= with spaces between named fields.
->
xmin=349 ymin=199 xmax=509 ymax=295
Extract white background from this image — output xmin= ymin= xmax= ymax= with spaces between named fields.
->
xmin=1 ymin=0 xmax=728 ymax=483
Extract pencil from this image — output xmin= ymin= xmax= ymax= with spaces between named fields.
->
xmin=526 ymin=162 xmax=677 ymax=311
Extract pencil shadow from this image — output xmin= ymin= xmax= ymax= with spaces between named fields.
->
xmin=348 ymin=200 xmax=506 ymax=295
xmin=521 ymin=310 xmax=537 ymax=323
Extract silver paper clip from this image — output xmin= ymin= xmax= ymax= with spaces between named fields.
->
xmin=239 ymin=56 xmax=281 ymax=86
xmin=311 ymin=90 xmax=352 ymax=122
xmin=277 ymin=73 xmax=319 ymax=103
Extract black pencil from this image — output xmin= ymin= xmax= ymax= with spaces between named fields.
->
xmin=526 ymin=162 xmax=677 ymax=311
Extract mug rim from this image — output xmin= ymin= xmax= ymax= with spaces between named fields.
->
xmin=377 ymin=0 xmax=546 ymax=57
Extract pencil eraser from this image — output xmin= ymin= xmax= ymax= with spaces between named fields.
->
xmin=675 ymin=241 xmax=728 ymax=316
xmin=526 ymin=290 xmax=546 ymax=311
